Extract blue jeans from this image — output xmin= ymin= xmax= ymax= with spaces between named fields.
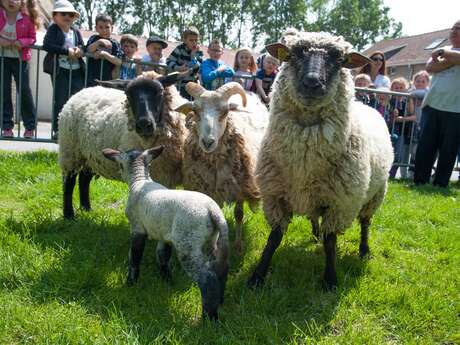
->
xmin=1 ymin=57 xmax=36 ymax=130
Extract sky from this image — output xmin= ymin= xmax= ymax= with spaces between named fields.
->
xmin=384 ymin=0 xmax=458 ymax=36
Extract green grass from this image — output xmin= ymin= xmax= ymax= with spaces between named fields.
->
xmin=0 ymin=150 xmax=459 ymax=344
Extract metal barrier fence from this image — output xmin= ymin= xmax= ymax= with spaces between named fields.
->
xmin=0 ymin=49 xmax=458 ymax=179
xmin=0 ymin=44 xmax=167 ymax=143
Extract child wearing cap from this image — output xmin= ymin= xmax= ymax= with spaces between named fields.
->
xmin=140 ymin=36 xmax=167 ymax=74
xmin=85 ymin=14 xmax=122 ymax=86
xmin=43 ymin=0 xmax=85 ymax=139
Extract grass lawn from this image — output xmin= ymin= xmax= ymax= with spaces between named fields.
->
xmin=0 ymin=150 xmax=459 ymax=344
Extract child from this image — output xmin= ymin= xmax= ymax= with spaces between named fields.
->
xmin=389 ymin=77 xmax=413 ymax=179
xmin=200 ymin=39 xmax=234 ymax=90
xmin=118 ymin=34 xmax=139 ymax=80
xmin=407 ymin=70 xmax=430 ymax=178
xmin=0 ymin=0 xmax=39 ymax=139
xmin=354 ymin=73 xmax=374 ymax=106
xmin=140 ymin=36 xmax=167 ymax=74
xmin=231 ymin=47 xmax=256 ymax=91
xmin=85 ymin=14 xmax=122 ymax=87
xmin=167 ymin=26 xmax=203 ymax=99
xmin=255 ymin=54 xmax=279 ymax=104
xmin=43 ymin=0 xmax=85 ymax=139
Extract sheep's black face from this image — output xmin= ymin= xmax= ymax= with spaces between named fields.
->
xmin=291 ymin=45 xmax=343 ymax=98
xmin=126 ymin=78 xmax=165 ymax=138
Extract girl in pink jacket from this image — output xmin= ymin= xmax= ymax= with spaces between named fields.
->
xmin=0 ymin=0 xmax=39 ymax=139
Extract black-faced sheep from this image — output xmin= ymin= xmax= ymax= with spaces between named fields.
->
xmin=176 ymin=82 xmax=269 ymax=252
xmin=59 ymin=74 xmax=187 ymax=219
xmin=102 ymin=146 xmax=229 ymax=321
xmin=247 ymin=32 xmax=394 ymax=290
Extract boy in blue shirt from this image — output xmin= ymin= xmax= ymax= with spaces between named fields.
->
xmin=200 ymin=40 xmax=234 ymax=90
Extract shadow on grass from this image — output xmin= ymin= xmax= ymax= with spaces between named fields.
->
xmin=4 ymin=211 xmax=369 ymax=343
xmin=409 ymin=181 xmax=459 ymax=196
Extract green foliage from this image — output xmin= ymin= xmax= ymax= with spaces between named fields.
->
xmin=69 ymin=0 xmax=401 ymax=50
xmin=1 ymin=151 xmax=458 ymax=344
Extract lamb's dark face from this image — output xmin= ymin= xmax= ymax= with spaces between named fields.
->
xmin=289 ymin=43 xmax=345 ymax=98
xmin=125 ymin=79 xmax=165 ymax=138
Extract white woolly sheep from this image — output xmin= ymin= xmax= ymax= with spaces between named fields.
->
xmin=59 ymin=75 xmax=187 ymax=219
xmin=102 ymin=146 xmax=229 ymax=321
xmin=176 ymin=82 xmax=270 ymax=252
xmin=247 ymin=32 xmax=394 ymax=290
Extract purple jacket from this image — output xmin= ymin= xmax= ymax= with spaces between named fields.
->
xmin=0 ymin=9 xmax=36 ymax=61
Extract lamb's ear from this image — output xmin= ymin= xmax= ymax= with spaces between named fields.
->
xmin=96 ymin=79 xmax=131 ymax=91
xmin=266 ymin=43 xmax=290 ymax=62
xmin=144 ymin=145 xmax=164 ymax=164
xmin=342 ymin=52 xmax=372 ymax=69
xmin=175 ymin=102 xmax=195 ymax=115
xmin=158 ymin=72 xmax=180 ymax=87
xmin=102 ymin=148 xmax=121 ymax=162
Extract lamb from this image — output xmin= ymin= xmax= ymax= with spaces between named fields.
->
xmin=102 ymin=146 xmax=229 ymax=321
xmin=59 ymin=74 xmax=187 ymax=219
xmin=176 ymin=82 xmax=269 ymax=251
xmin=247 ymin=32 xmax=394 ymax=290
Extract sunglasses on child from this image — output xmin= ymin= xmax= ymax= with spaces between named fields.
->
xmin=57 ymin=12 xmax=76 ymax=18
xmin=371 ymin=56 xmax=384 ymax=62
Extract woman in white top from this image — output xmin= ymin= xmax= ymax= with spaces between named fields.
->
xmin=414 ymin=20 xmax=460 ymax=188
xmin=360 ymin=51 xmax=390 ymax=88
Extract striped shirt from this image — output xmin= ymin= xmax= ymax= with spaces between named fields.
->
xmin=166 ymin=43 xmax=203 ymax=83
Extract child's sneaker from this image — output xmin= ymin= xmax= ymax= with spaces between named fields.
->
xmin=2 ymin=128 xmax=14 ymax=137
xmin=23 ymin=129 xmax=35 ymax=139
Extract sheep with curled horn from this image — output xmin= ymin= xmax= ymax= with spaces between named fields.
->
xmin=176 ymin=82 xmax=270 ymax=252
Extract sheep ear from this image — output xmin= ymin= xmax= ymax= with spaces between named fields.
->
xmin=175 ymin=102 xmax=195 ymax=115
xmin=158 ymin=72 xmax=180 ymax=87
xmin=144 ymin=145 xmax=164 ymax=164
xmin=96 ymin=79 xmax=131 ymax=91
xmin=342 ymin=52 xmax=372 ymax=69
xmin=266 ymin=43 xmax=290 ymax=62
xmin=102 ymin=148 xmax=121 ymax=162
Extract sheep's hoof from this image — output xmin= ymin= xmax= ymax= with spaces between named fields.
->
xmin=359 ymin=245 xmax=371 ymax=259
xmin=159 ymin=267 xmax=172 ymax=283
xmin=127 ymin=268 xmax=139 ymax=286
xmin=323 ymin=277 xmax=337 ymax=292
xmin=80 ymin=205 xmax=91 ymax=212
xmin=63 ymin=210 xmax=75 ymax=220
xmin=203 ymin=310 xmax=219 ymax=322
xmin=234 ymin=240 xmax=242 ymax=254
xmin=247 ymin=272 xmax=265 ymax=288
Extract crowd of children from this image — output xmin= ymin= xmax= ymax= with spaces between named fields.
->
xmin=0 ymin=0 xmax=282 ymax=139
xmin=354 ymin=62 xmax=433 ymax=180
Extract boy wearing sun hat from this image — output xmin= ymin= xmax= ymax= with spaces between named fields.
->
xmin=43 ymin=0 xmax=85 ymax=139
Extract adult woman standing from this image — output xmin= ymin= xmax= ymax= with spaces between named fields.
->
xmin=414 ymin=20 xmax=460 ymax=188
xmin=360 ymin=51 xmax=390 ymax=88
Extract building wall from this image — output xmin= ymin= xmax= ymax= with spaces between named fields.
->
xmin=387 ymin=63 xmax=427 ymax=83
xmin=29 ymin=48 xmax=53 ymax=121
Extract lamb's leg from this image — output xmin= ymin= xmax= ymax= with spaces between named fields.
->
xmin=127 ymin=231 xmax=147 ymax=286
xmin=156 ymin=241 xmax=172 ymax=282
xmin=63 ymin=173 xmax=77 ymax=219
xmin=323 ymin=232 xmax=337 ymax=291
xmin=248 ymin=197 xmax=291 ymax=288
xmin=78 ymin=170 xmax=93 ymax=211
xmin=178 ymin=253 xmax=221 ymax=321
xmin=234 ymin=201 xmax=244 ymax=253
xmin=359 ymin=217 xmax=371 ymax=258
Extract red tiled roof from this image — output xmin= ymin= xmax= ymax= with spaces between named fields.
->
xmin=363 ymin=29 xmax=451 ymax=66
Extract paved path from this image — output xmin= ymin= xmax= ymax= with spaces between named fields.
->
xmin=0 ymin=122 xmax=57 ymax=152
